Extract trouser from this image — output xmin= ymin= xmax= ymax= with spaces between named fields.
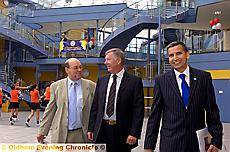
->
xmin=66 ymin=128 xmax=84 ymax=143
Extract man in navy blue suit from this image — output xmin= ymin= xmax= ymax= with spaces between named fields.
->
xmin=144 ymin=41 xmax=223 ymax=152
xmin=88 ymin=48 xmax=144 ymax=152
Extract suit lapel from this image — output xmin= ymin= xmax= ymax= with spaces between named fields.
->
xmin=62 ymin=78 xmax=68 ymax=106
xmin=117 ymin=72 xmax=129 ymax=102
xmin=188 ymin=67 xmax=198 ymax=107
xmin=166 ymin=70 xmax=184 ymax=104
xmin=102 ymin=75 xmax=110 ymax=107
xmin=81 ymin=79 xmax=87 ymax=109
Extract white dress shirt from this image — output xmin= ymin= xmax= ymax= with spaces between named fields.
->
xmin=103 ymin=68 xmax=125 ymax=120
xmin=174 ymin=66 xmax=190 ymax=97
xmin=67 ymin=77 xmax=83 ymax=130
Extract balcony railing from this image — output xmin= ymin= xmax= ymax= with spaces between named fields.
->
xmin=98 ymin=0 xmax=190 ymax=49
xmin=0 ymin=8 xmax=58 ymax=58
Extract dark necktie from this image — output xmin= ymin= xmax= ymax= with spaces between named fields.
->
xmin=179 ymin=74 xmax=190 ymax=107
xmin=106 ymin=74 xmax=117 ymax=117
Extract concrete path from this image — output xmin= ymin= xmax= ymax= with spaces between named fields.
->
xmin=0 ymin=111 xmax=229 ymax=152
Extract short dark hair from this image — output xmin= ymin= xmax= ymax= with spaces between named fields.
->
xmin=166 ymin=41 xmax=188 ymax=52
xmin=64 ymin=62 xmax=69 ymax=68
xmin=105 ymin=48 xmax=125 ymax=65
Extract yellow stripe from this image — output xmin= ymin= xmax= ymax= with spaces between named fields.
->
xmin=206 ymin=70 xmax=230 ymax=79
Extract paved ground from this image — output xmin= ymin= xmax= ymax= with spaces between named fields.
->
xmin=0 ymin=111 xmax=229 ymax=152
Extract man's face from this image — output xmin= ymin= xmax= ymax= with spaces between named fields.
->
xmin=104 ymin=52 xmax=121 ymax=74
xmin=65 ymin=60 xmax=83 ymax=81
xmin=168 ymin=44 xmax=190 ymax=73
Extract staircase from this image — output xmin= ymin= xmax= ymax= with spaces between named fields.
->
xmin=0 ymin=8 xmax=56 ymax=58
xmin=164 ymin=29 xmax=179 ymax=46
xmin=99 ymin=0 xmax=192 ymax=56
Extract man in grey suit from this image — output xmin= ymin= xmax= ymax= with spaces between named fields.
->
xmin=144 ymin=41 xmax=223 ymax=152
xmin=37 ymin=58 xmax=96 ymax=143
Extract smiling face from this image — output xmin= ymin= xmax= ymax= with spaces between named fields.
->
xmin=168 ymin=44 xmax=190 ymax=73
xmin=104 ymin=51 xmax=122 ymax=74
xmin=65 ymin=59 xmax=83 ymax=81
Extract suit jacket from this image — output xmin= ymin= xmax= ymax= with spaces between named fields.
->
xmin=39 ymin=78 xmax=96 ymax=143
xmin=88 ymin=71 xmax=144 ymax=149
xmin=144 ymin=67 xmax=223 ymax=152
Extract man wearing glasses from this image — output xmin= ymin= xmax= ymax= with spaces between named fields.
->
xmin=37 ymin=58 xmax=96 ymax=143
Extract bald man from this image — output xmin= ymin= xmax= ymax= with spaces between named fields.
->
xmin=37 ymin=58 xmax=96 ymax=143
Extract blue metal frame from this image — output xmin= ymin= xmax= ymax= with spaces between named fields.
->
xmin=18 ymin=3 xmax=127 ymax=23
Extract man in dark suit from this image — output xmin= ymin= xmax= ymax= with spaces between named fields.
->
xmin=88 ymin=48 xmax=144 ymax=152
xmin=144 ymin=41 xmax=223 ymax=152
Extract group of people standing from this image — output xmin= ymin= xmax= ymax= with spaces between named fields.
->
xmin=0 ymin=80 xmax=52 ymax=126
xmin=36 ymin=41 xmax=223 ymax=152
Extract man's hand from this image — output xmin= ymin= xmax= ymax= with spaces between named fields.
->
xmin=126 ymin=135 xmax=137 ymax=145
xmin=37 ymin=134 xmax=46 ymax=143
xmin=87 ymin=132 xmax=93 ymax=141
xmin=207 ymin=145 xmax=220 ymax=152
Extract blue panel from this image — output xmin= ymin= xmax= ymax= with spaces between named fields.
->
xmin=34 ymin=58 xmax=105 ymax=65
xmin=196 ymin=0 xmax=224 ymax=7
xmin=189 ymin=52 xmax=230 ymax=70
xmin=18 ymin=3 xmax=127 ymax=23
xmin=213 ymin=80 xmax=230 ymax=122
xmin=33 ymin=3 xmax=127 ymax=17
xmin=19 ymin=12 xmax=125 ymax=23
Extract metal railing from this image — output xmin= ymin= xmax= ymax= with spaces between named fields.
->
xmin=0 ymin=8 xmax=59 ymax=58
xmin=183 ymin=29 xmax=225 ymax=53
xmin=98 ymin=0 xmax=190 ymax=49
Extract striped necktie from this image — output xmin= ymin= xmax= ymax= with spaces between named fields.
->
xmin=106 ymin=74 xmax=117 ymax=117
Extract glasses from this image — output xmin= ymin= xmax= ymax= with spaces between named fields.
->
xmin=68 ymin=65 xmax=83 ymax=70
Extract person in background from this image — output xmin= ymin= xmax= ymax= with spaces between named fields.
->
xmin=40 ymin=81 xmax=54 ymax=108
xmin=25 ymin=84 xmax=41 ymax=127
xmin=88 ymin=48 xmax=144 ymax=152
xmin=15 ymin=81 xmax=28 ymax=90
xmin=8 ymin=85 xmax=21 ymax=125
xmin=0 ymin=87 xmax=9 ymax=119
xmin=37 ymin=58 xmax=96 ymax=143
xmin=144 ymin=41 xmax=223 ymax=152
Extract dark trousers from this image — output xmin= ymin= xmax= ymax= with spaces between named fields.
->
xmin=97 ymin=122 xmax=131 ymax=152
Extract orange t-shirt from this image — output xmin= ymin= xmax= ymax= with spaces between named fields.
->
xmin=0 ymin=91 xmax=3 ymax=105
xmin=44 ymin=87 xmax=50 ymax=101
xmin=10 ymin=90 xmax=19 ymax=103
xmin=30 ymin=89 xmax=39 ymax=103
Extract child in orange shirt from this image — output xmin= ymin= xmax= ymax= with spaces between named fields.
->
xmin=25 ymin=84 xmax=41 ymax=127
xmin=9 ymin=85 xmax=21 ymax=125
xmin=40 ymin=81 xmax=53 ymax=108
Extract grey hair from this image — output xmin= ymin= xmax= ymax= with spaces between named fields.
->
xmin=105 ymin=48 xmax=125 ymax=65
